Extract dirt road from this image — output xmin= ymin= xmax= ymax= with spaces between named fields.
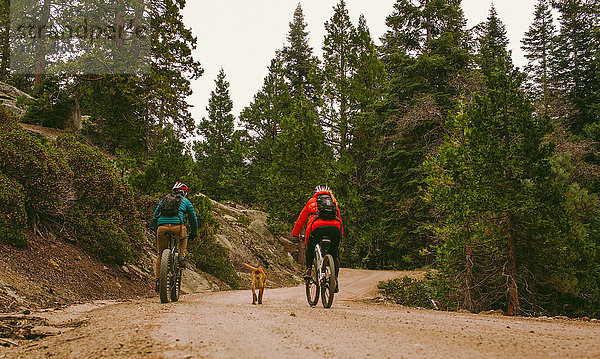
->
xmin=2 ymin=269 xmax=599 ymax=358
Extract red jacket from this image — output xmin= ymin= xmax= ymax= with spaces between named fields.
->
xmin=292 ymin=190 xmax=343 ymax=247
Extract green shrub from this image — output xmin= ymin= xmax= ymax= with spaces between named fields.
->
xmin=22 ymin=79 xmax=73 ymax=128
xmin=0 ymin=173 xmax=27 ymax=247
xmin=378 ymin=273 xmax=455 ymax=310
xmin=188 ymin=236 xmax=241 ymax=290
xmin=69 ymin=206 xmax=135 ymax=264
xmin=0 ymin=107 xmax=71 ymax=221
xmin=190 ymin=194 xmax=219 ymax=238
xmin=58 ymin=135 xmax=144 ymax=264
xmin=236 ymin=215 xmax=250 ymax=227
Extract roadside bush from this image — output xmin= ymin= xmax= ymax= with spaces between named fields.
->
xmin=190 ymin=194 xmax=219 ymax=238
xmin=188 ymin=236 xmax=241 ymax=290
xmin=0 ymin=173 xmax=27 ymax=247
xmin=69 ymin=206 xmax=135 ymax=264
xmin=378 ymin=273 xmax=455 ymax=311
xmin=0 ymin=107 xmax=71 ymax=223
xmin=58 ymin=135 xmax=144 ymax=264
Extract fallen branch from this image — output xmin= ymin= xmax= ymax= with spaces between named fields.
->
xmin=0 ymin=337 xmax=19 ymax=346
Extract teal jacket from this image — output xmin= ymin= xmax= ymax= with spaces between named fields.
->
xmin=153 ymin=195 xmax=198 ymax=237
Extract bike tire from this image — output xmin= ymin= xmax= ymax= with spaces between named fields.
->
xmin=305 ymin=260 xmax=319 ymax=307
xmin=170 ymin=253 xmax=181 ymax=302
xmin=321 ymin=254 xmax=336 ymax=308
xmin=159 ymin=249 xmax=172 ymax=303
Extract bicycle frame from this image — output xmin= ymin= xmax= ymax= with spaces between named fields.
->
xmin=314 ymin=236 xmax=331 ymax=283
xmin=314 ymin=242 xmax=324 ymax=281
xmin=168 ymin=232 xmax=179 ymax=257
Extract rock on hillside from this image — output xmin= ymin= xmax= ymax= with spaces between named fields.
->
xmin=0 ymin=82 xmax=31 ymax=118
xmin=209 ymin=200 xmax=303 ymax=289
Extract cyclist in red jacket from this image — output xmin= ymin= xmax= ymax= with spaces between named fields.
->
xmin=292 ymin=185 xmax=343 ymax=292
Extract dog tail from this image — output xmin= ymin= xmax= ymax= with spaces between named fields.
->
xmin=242 ymin=263 xmax=257 ymax=272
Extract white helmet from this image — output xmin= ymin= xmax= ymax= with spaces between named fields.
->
xmin=314 ymin=185 xmax=330 ymax=193
xmin=172 ymin=181 xmax=189 ymax=196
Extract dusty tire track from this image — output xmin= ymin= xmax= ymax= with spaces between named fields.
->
xmin=1 ymin=269 xmax=599 ymax=358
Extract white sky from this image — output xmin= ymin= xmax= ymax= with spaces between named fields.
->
xmin=182 ymin=0 xmax=539 ymax=123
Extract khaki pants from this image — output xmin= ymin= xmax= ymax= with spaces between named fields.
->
xmin=155 ymin=224 xmax=188 ymax=280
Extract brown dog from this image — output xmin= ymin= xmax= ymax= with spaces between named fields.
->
xmin=242 ymin=263 xmax=267 ymax=305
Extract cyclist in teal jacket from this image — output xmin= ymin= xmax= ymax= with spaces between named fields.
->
xmin=152 ymin=182 xmax=198 ymax=292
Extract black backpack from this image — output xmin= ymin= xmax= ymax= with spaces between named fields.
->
xmin=316 ymin=193 xmax=337 ymax=220
xmin=159 ymin=193 xmax=183 ymax=217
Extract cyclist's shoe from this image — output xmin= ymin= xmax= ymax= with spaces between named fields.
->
xmin=155 ymin=279 xmax=160 ymax=293
xmin=303 ymin=268 xmax=311 ymax=279
xmin=334 ymin=279 xmax=339 ymax=293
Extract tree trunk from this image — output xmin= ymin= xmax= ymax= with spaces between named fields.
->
xmin=34 ymin=0 xmax=51 ymax=88
xmin=464 ymin=243 xmax=473 ymax=312
xmin=65 ymin=95 xmax=82 ymax=131
xmin=506 ymin=214 xmax=519 ymax=316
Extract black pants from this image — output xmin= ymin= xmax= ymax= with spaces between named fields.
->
xmin=306 ymin=226 xmax=341 ymax=278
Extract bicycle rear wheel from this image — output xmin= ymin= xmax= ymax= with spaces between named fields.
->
xmin=170 ymin=253 xmax=181 ymax=302
xmin=159 ymin=249 xmax=172 ymax=303
xmin=305 ymin=260 xmax=319 ymax=307
xmin=320 ymin=254 xmax=336 ymax=308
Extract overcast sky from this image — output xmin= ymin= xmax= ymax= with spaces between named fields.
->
xmin=182 ymin=0 xmax=540 ymax=123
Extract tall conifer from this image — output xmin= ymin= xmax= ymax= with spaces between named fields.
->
xmin=323 ymin=0 xmax=356 ymax=155
xmin=281 ymin=3 xmax=321 ymax=101
xmin=552 ymin=0 xmax=600 ymax=134
xmin=195 ymin=69 xmax=245 ymax=201
xmin=369 ymin=0 xmax=471 ymax=269
xmin=426 ymin=7 xmax=599 ymax=316
xmin=521 ymin=0 xmax=557 ymax=115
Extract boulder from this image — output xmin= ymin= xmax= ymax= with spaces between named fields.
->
xmin=0 ymin=81 xmax=31 ymax=117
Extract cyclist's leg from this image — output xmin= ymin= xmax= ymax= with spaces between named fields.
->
xmin=304 ymin=234 xmax=319 ymax=277
xmin=329 ymin=232 xmax=341 ymax=278
xmin=175 ymin=225 xmax=188 ymax=262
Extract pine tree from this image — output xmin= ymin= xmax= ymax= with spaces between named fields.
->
xmin=148 ymin=0 xmax=204 ymax=134
xmin=521 ymin=0 xmax=557 ymax=115
xmin=323 ymin=0 xmax=356 ymax=156
xmin=194 ymin=69 xmax=246 ymax=201
xmin=425 ymin=7 xmax=600 ymax=317
xmin=331 ymin=14 xmax=387 ymax=268
xmin=351 ymin=15 xmax=387 ymax=113
xmin=552 ymin=0 xmax=600 ymax=135
xmin=367 ymin=0 xmax=471 ymax=269
xmin=281 ymin=3 xmax=321 ymax=101
xmin=239 ymin=53 xmax=292 ymax=204
xmin=262 ymin=95 xmax=333 ymax=224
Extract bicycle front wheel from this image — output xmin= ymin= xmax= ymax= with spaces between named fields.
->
xmin=159 ymin=249 xmax=172 ymax=303
xmin=305 ymin=260 xmax=319 ymax=307
xmin=320 ymin=254 xmax=336 ymax=308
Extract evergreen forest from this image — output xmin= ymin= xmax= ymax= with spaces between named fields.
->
xmin=1 ymin=0 xmax=600 ymax=317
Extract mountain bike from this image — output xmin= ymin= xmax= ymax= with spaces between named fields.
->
xmin=159 ymin=231 xmax=183 ymax=303
xmin=304 ymin=235 xmax=336 ymax=308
